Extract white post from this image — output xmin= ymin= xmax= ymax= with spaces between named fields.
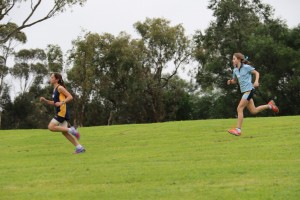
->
xmin=0 ymin=109 xmax=2 ymax=129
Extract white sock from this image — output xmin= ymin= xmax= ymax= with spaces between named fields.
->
xmin=76 ymin=145 xmax=83 ymax=149
xmin=236 ymin=128 xmax=241 ymax=132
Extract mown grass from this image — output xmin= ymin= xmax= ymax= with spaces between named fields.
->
xmin=0 ymin=116 xmax=299 ymax=200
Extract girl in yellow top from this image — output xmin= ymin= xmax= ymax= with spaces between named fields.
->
xmin=40 ymin=72 xmax=85 ymax=154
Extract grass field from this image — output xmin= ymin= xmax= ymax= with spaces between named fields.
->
xmin=0 ymin=116 xmax=299 ymax=200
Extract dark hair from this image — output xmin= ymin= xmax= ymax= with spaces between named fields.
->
xmin=52 ymin=72 xmax=66 ymax=88
xmin=234 ymin=52 xmax=251 ymax=65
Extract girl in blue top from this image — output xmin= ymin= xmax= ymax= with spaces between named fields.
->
xmin=227 ymin=53 xmax=279 ymax=136
xmin=40 ymin=72 xmax=85 ymax=154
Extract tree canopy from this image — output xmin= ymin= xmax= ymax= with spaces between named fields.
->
xmin=0 ymin=0 xmax=86 ymax=44
xmin=0 ymin=0 xmax=299 ymax=129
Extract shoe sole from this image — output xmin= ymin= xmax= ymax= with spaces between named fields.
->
xmin=228 ymin=131 xmax=241 ymax=136
xmin=74 ymin=149 xmax=86 ymax=154
xmin=269 ymin=100 xmax=279 ymax=113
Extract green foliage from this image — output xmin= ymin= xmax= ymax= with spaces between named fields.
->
xmin=195 ymin=0 xmax=273 ymax=90
xmin=1 ymin=5 xmax=299 ymax=129
xmin=0 ymin=22 xmax=27 ymax=44
xmin=163 ymin=76 xmax=193 ymax=121
xmin=11 ymin=48 xmax=48 ymax=93
xmin=67 ymin=33 xmax=104 ymax=126
xmin=134 ymin=18 xmax=191 ymax=122
xmin=0 ymin=56 xmax=9 ymax=84
xmin=1 ymin=116 xmax=299 ymax=199
xmin=246 ymin=22 xmax=300 ymax=114
xmin=46 ymin=44 xmax=63 ymax=72
xmin=0 ymin=0 xmax=87 ymax=43
xmin=1 ymin=85 xmax=54 ymax=129
xmin=193 ymin=0 xmax=300 ymax=116
xmin=0 ymin=23 xmax=27 ymax=100
xmin=0 ymin=84 xmax=12 ymax=128
xmin=0 ymin=0 xmax=89 ymax=129
xmin=66 ymin=25 xmax=191 ymax=125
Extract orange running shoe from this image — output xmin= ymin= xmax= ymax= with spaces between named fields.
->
xmin=268 ymin=100 xmax=279 ymax=113
xmin=228 ymin=128 xmax=241 ymax=136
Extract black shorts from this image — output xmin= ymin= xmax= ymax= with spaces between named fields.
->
xmin=54 ymin=115 xmax=67 ymax=123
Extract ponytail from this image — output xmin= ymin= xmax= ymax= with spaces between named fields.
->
xmin=242 ymin=56 xmax=251 ymax=65
xmin=58 ymin=79 xmax=66 ymax=88
xmin=234 ymin=52 xmax=251 ymax=65
xmin=52 ymin=72 xmax=66 ymax=88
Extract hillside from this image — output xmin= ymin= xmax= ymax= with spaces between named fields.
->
xmin=0 ymin=116 xmax=299 ymax=200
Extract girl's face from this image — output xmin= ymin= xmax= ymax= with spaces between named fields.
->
xmin=232 ymin=55 xmax=240 ymax=67
xmin=50 ymin=74 xmax=58 ymax=85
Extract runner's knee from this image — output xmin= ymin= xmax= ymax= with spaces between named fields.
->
xmin=48 ymin=124 xmax=55 ymax=131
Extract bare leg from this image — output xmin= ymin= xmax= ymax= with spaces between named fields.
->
xmin=237 ymin=99 xmax=250 ymax=129
xmin=62 ymin=132 xmax=80 ymax=146
xmin=48 ymin=121 xmax=80 ymax=147
xmin=247 ymin=99 xmax=269 ymax=115
xmin=48 ymin=122 xmax=69 ymax=133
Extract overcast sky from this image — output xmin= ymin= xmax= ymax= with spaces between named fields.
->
xmin=6 ymin=0 xmax=300 ymax=54
xmin=3 ymin=0 xmax=300 ymax=98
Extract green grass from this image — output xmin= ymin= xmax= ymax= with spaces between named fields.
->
xmin=0 ymin=116 xmax=299 ymax=200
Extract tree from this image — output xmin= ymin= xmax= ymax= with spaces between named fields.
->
xmin=11 ymin=48 xmax=48 ymax=94
xmin=0 ymin=83 xmax=11 ymax=128
xmin=92 ymin=32 xmax=147 ymax=125
xmin=0 ymin=0 xmax=87 ymax=127
xmin=246 ymin=22 xmax=300 ymax=115
xmin=163 ymin=76 xmax=194 ymax=121
xmin=192 ymin=0 xmax=300 ymax=117
xmin=0 ymin=22 xmax=26 ymax=102
xmin=134 ymin=18 xmax=191 ymax=122
xmin=0 ymin=0 xmax=87 ymax=44
xmin=194 ymin=0 xmax=274 ymax=92
xmin=46 ymin=44 xmax=63 ymax=73
xmin=67 ymin=33 xmax=101 ymax=126
xmin=68 ymin=32 xmax=148 ymax=126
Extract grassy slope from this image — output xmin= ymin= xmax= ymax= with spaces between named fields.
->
xmin=0 ymin=116 xmax=299 ymax=200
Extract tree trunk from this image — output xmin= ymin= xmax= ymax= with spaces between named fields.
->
xmin=107 ymin=110 xmax=114 ymax=126
xmin=0 ymin=111 xmax=2 ymax=128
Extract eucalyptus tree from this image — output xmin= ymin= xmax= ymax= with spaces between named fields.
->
xmin=194 ymin=0 xmax=274 ymax=92
xmin=0 ymin=0 xmax=87 ymax=44
xmin=68 ymin=32 xmax=147 ymax=126
xmin=67 ymin=33 xmax=101 ymax=126
xmin=92 ymin=32 xmax=147 ymax=125
xmin=11 ymin=48 xmax=48 ymax=94
xmin=134 ymin=18 xmax=191 ymax=122
xmin=46 ymin=44 xmax=63 ymax=73
xmin=246 ymin=23 xmax=300 ymax=115
xmin=192 ymin=0 xmax=300 ymax=117
xmin=0 ymin=23 xmax=26 ymax=102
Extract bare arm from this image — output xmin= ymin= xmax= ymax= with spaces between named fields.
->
xmin=40 ymin=97 xmax=54 ymax=105
xmin=252 ymin=70 xmax=260 ymax=88
xmin=227 ymin=79 xmax=237 ymax=85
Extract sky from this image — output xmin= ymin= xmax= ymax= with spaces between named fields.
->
xmin=6 ymin=0 xmax=300 ymax=54
xmin=2 ymin=0 xmax=300 ymax=98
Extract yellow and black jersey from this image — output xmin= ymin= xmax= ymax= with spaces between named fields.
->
xmin=52 ymin=85 xmax=70 ymax=120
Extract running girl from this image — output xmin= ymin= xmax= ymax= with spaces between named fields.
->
xmin=227 ymin=53 xmax=279 ymax=136
xmin=40 ymin=72 xmax=85 ymax=153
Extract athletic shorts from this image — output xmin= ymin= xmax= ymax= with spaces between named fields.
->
xmin=242 ymin=89 xmax=255 ymax=101
xmin=51 ymin=116 xmax=68 ymax=128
